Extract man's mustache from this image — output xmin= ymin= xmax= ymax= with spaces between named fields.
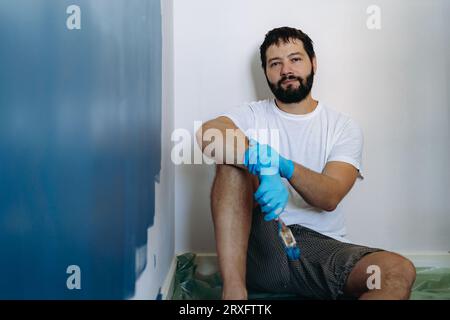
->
xmin=278 ymin=75 xmax=303 ymax=86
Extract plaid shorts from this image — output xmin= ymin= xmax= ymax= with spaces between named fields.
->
xmin=246 ymin=207 xmax=384 ymax=299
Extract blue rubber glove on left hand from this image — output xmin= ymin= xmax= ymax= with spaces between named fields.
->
xmin=254 ymin=169 xmax=289 ymax=221
xmin=244 ymin=139 xmax=294 ymax=180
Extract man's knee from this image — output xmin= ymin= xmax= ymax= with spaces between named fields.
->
xmin=364 ymin=252 xmax=416 ymax=293
xmin=347 ymin=251 xmax=416 ymax=297
xmin=215 ymin=164 xmax=243 ymax=176
xmin=383 ymin=254 xmax=416 ymax=289
xmin=214 ymin=164 xmax=258 ymax=190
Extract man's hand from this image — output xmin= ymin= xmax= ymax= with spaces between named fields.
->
xmin=254 ymin=170 xmax=289 ymax=221
xmin=244 ymin=139 xmax=294 ymax=179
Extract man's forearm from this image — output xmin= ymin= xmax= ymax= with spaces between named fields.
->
xmin=196 ymin=117 xmax=249 ymax=169
xmin=288 ymin=162 xmax=342 ymax=212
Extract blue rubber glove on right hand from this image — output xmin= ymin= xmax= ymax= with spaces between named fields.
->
xmin=244 ymin=139 xmax=294 ymax=180
xmin=254 ymin=168 xmax=289 ymax=221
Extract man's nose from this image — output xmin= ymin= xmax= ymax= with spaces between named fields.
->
xmin=280 ymin=63 xmax=293 ymax=77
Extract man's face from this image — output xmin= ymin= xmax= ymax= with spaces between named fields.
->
xmin=265 ymin=39 xmax=316 ymax=104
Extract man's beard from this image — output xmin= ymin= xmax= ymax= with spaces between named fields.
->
xmin=267 ymin=68 xmax=314 ymax=104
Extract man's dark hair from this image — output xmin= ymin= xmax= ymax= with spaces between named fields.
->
xmin=260 ymin=27 xmax=315 ymax=71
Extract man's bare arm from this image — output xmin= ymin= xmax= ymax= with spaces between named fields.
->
xmin=195 ymin=116 xmax=249 ymax=169
xmin=287 ymin=161 xmax=359 ymax=211
xmin=196 ymin=118 xmax=358 ymax=211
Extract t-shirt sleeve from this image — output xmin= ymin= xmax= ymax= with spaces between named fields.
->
xmin=220 ymin=104 xmax=256 ymax=136
xmin=327 ymin=119 xmax=364 ymax=178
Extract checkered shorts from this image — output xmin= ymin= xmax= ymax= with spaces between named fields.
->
xmin=246 ymin=207 xmax=384 ymax=299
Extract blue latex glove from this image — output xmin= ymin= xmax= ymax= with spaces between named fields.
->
xmin=254 ymin=170 xmax=289 ymax=221
xmin=244 ymin=139 xmax=294 ymax=180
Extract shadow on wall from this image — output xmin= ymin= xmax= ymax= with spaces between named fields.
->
xmin=250 ymin=50 xmax=273 ymax=101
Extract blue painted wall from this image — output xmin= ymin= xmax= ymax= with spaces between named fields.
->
xmin=0 ymin=0 xmax=161 ymax=299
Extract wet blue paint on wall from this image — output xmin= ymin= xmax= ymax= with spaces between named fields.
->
xmin=0 ymin=0 xmax=161 ymax=299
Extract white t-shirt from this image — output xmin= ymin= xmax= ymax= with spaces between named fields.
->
xmin=222 ymin=99 xmax=364 ymax=242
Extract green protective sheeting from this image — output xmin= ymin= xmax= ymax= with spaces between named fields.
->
xmin=172 ymin=253 xmax=222 ymax=300
xmin=410 ymin=267 xmax=450 ymax=300
xmin=172 ymin=253 xmax=450 ymax=300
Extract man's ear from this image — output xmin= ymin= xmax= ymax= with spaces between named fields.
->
xmin=312 ymin=56 xmax=317 ymax=74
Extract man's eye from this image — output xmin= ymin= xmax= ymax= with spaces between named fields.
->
xmin=292 ymin=58 xmax=302 ymax=62
xmin=270 ymin=62 xmax=280 ymax=67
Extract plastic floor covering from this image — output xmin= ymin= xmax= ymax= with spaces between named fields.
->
xmin=172 ymin=253 xmax=450 ymax=300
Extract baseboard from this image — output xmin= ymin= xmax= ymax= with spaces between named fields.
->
xmin=161 ymin=255 xmax=177 ymax=300
xmin=402 ymin=252 xmax=450 ymax=268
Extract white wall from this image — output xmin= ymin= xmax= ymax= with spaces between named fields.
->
xmin=174 ymin=0 xmax=450 ymax=254
xmin=133 ymin=0 xmax=175 ymax=299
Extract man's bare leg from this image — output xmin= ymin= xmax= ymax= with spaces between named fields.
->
xmin=344 ymin=251 xmax=416 ymax=299
xmin=211 ymin=164 xmax=256 ymax=300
